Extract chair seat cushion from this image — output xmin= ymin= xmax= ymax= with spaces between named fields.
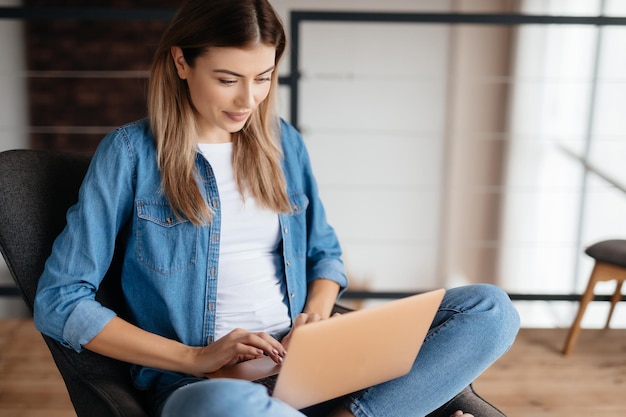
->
xmin=585 ymin=239 xmax=626 ymax=268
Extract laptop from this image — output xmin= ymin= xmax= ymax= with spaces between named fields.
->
xmin=207 ymin=288 xmax=445 ymax=409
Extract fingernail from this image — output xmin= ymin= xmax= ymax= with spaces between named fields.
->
xmin=272 ymin=349 xmax=279 ymax=355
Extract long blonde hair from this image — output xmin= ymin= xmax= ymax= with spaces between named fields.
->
xmin=148 ymin=0 xmax=290 ymax=225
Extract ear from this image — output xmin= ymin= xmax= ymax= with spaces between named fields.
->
xmin=171 ymin=46 xmax=189 ymax=79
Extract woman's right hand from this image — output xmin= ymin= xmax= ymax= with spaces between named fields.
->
xmin=189 ymin=328 xmax=287 ymax=377
xmin=83 ymin=318 xmax=287 ymax=379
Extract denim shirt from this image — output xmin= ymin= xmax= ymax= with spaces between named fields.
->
xmin=33 ymin=118 xmax=348 ymax=390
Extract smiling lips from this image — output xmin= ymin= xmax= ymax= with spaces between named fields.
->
xmin=224 ymin=111 xmax=250 ymax=122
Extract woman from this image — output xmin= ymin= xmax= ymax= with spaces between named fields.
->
xmin=33 ymin=1 xmax=520 ymax=416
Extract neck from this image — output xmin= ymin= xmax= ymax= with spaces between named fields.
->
xmin=196 ymin=123 xmax=232 ymax=144
xmin=197 ymin=134 xmax=232 ymax=144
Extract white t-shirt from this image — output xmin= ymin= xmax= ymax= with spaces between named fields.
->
xmin=198 ymin=143 xmax=291 ymax=341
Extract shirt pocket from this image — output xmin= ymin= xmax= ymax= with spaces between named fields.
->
xmin=135 ymin=200 xmax=198 ymax=274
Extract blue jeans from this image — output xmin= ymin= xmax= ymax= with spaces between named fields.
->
xmin=156 ymin=284 xmax=520 ymax=417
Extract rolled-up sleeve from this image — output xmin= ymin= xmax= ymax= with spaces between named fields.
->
xmin=33 ymin=129 xmax=135 ymax=352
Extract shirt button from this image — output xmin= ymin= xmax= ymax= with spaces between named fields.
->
xmin=283 ymin=227 xmax=289 ymax=234
xmin=286 ymin=260 xmax=291 ymax=266
xmin=290 ymin=293 xmax=295 ymax=298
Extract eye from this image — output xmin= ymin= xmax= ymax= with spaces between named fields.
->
xmin=219 ymin=79 xmax=237 ymax=86
xmin=256 ymin=77 xmax=271 ymax=83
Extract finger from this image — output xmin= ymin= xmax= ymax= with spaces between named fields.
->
xmin=294 ymin=312 xmax=323 ymax=326
xmin=292 ymin=313 xmax=309 ymax=327
xmin=245 ymin=332 xmax=287 ymax=361
xmin=232 ymin=342 xmax=265 ymax=358
xmin=257 ymin=331 xmax=288 ymax=357
xmin=332 ymin=312 xmax=342 ymax=317
xmin=225 ymin=329 xmax=282 ymax=359
xmin=217 ymin=343 xmax=263 ymax=368
xmin=282 ymin=315 xmax=309 ymax=352
xmin=304 ymin=313 xmax=322 ymax=324
xmin=239 ymin=352 xmax=266 ymax=362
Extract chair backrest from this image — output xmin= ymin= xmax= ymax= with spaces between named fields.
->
xmin=0 ymin=149 xmax=149 ymax=417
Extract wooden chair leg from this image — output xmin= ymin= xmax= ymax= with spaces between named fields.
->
xmin=563 ymin=266 xmax=599 ymax=355
xmin=605 ymin=279 xmax=624 ymax=329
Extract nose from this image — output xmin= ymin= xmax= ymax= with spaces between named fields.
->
xmin=235 ymin=82 xmax=255 ymax=109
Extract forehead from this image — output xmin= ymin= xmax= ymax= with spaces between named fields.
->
xmin=198 ymin=44 xmax=277 ymax=74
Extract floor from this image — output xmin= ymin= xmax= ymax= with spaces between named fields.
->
xmin=473 ymin=326 xmax=626 ymax=416
xmin=0 ymin=319 xmax=625 ymax=416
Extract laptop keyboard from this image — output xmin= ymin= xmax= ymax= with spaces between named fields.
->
xmin=254 ymin=374 xmax=278 ymax=395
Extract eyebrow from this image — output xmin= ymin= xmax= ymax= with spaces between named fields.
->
xmin=213 ymin=66 xmax=275 ymax=77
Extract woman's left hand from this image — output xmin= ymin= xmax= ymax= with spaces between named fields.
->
xmin=281 ymin=311 xmax=341 ymax=350
xmin=282 ymin=279 xmax=342 ymax=349
xmin=281 ymin=312 xmax=321 ymax=350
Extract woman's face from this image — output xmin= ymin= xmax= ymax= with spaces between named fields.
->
xmin=171 ymin=43 xmax=276 ymax=143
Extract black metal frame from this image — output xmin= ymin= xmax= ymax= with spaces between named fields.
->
xmin=1 ymin=6 xmax=625 ymax=302
xmin=287 ymin=11 xmax=626 ymax=128
xmin=341 ymin=291 xmax=624 ymax=302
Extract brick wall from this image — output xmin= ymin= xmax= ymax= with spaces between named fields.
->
xmin=24 ymin=1 xmax=180 ymax=152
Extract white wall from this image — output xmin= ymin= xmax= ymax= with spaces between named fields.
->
xmin=0 ymin=0 xmax=29 ymax=317
xmin=299 ymin=21 xmax=449 ymax=293
xmin=0 ymin=0 xmax=27 ymax=151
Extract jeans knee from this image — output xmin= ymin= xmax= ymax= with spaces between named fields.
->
xmin=471 ymin=284 xmax=520 ymax=346
xmin=444 ymin=284 xmax=519 ymax=347
xmin=161 ymin=379 xmax=273 ymax=417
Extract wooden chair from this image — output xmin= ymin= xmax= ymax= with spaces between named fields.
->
xmin=563 ymin=239 xmax=626 ymax=355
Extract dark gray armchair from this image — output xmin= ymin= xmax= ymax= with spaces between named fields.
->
xmin=0 ymin=149 xmax=506 ymax=417
xmin=0 ymin=149 xmax=149 ymax=417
